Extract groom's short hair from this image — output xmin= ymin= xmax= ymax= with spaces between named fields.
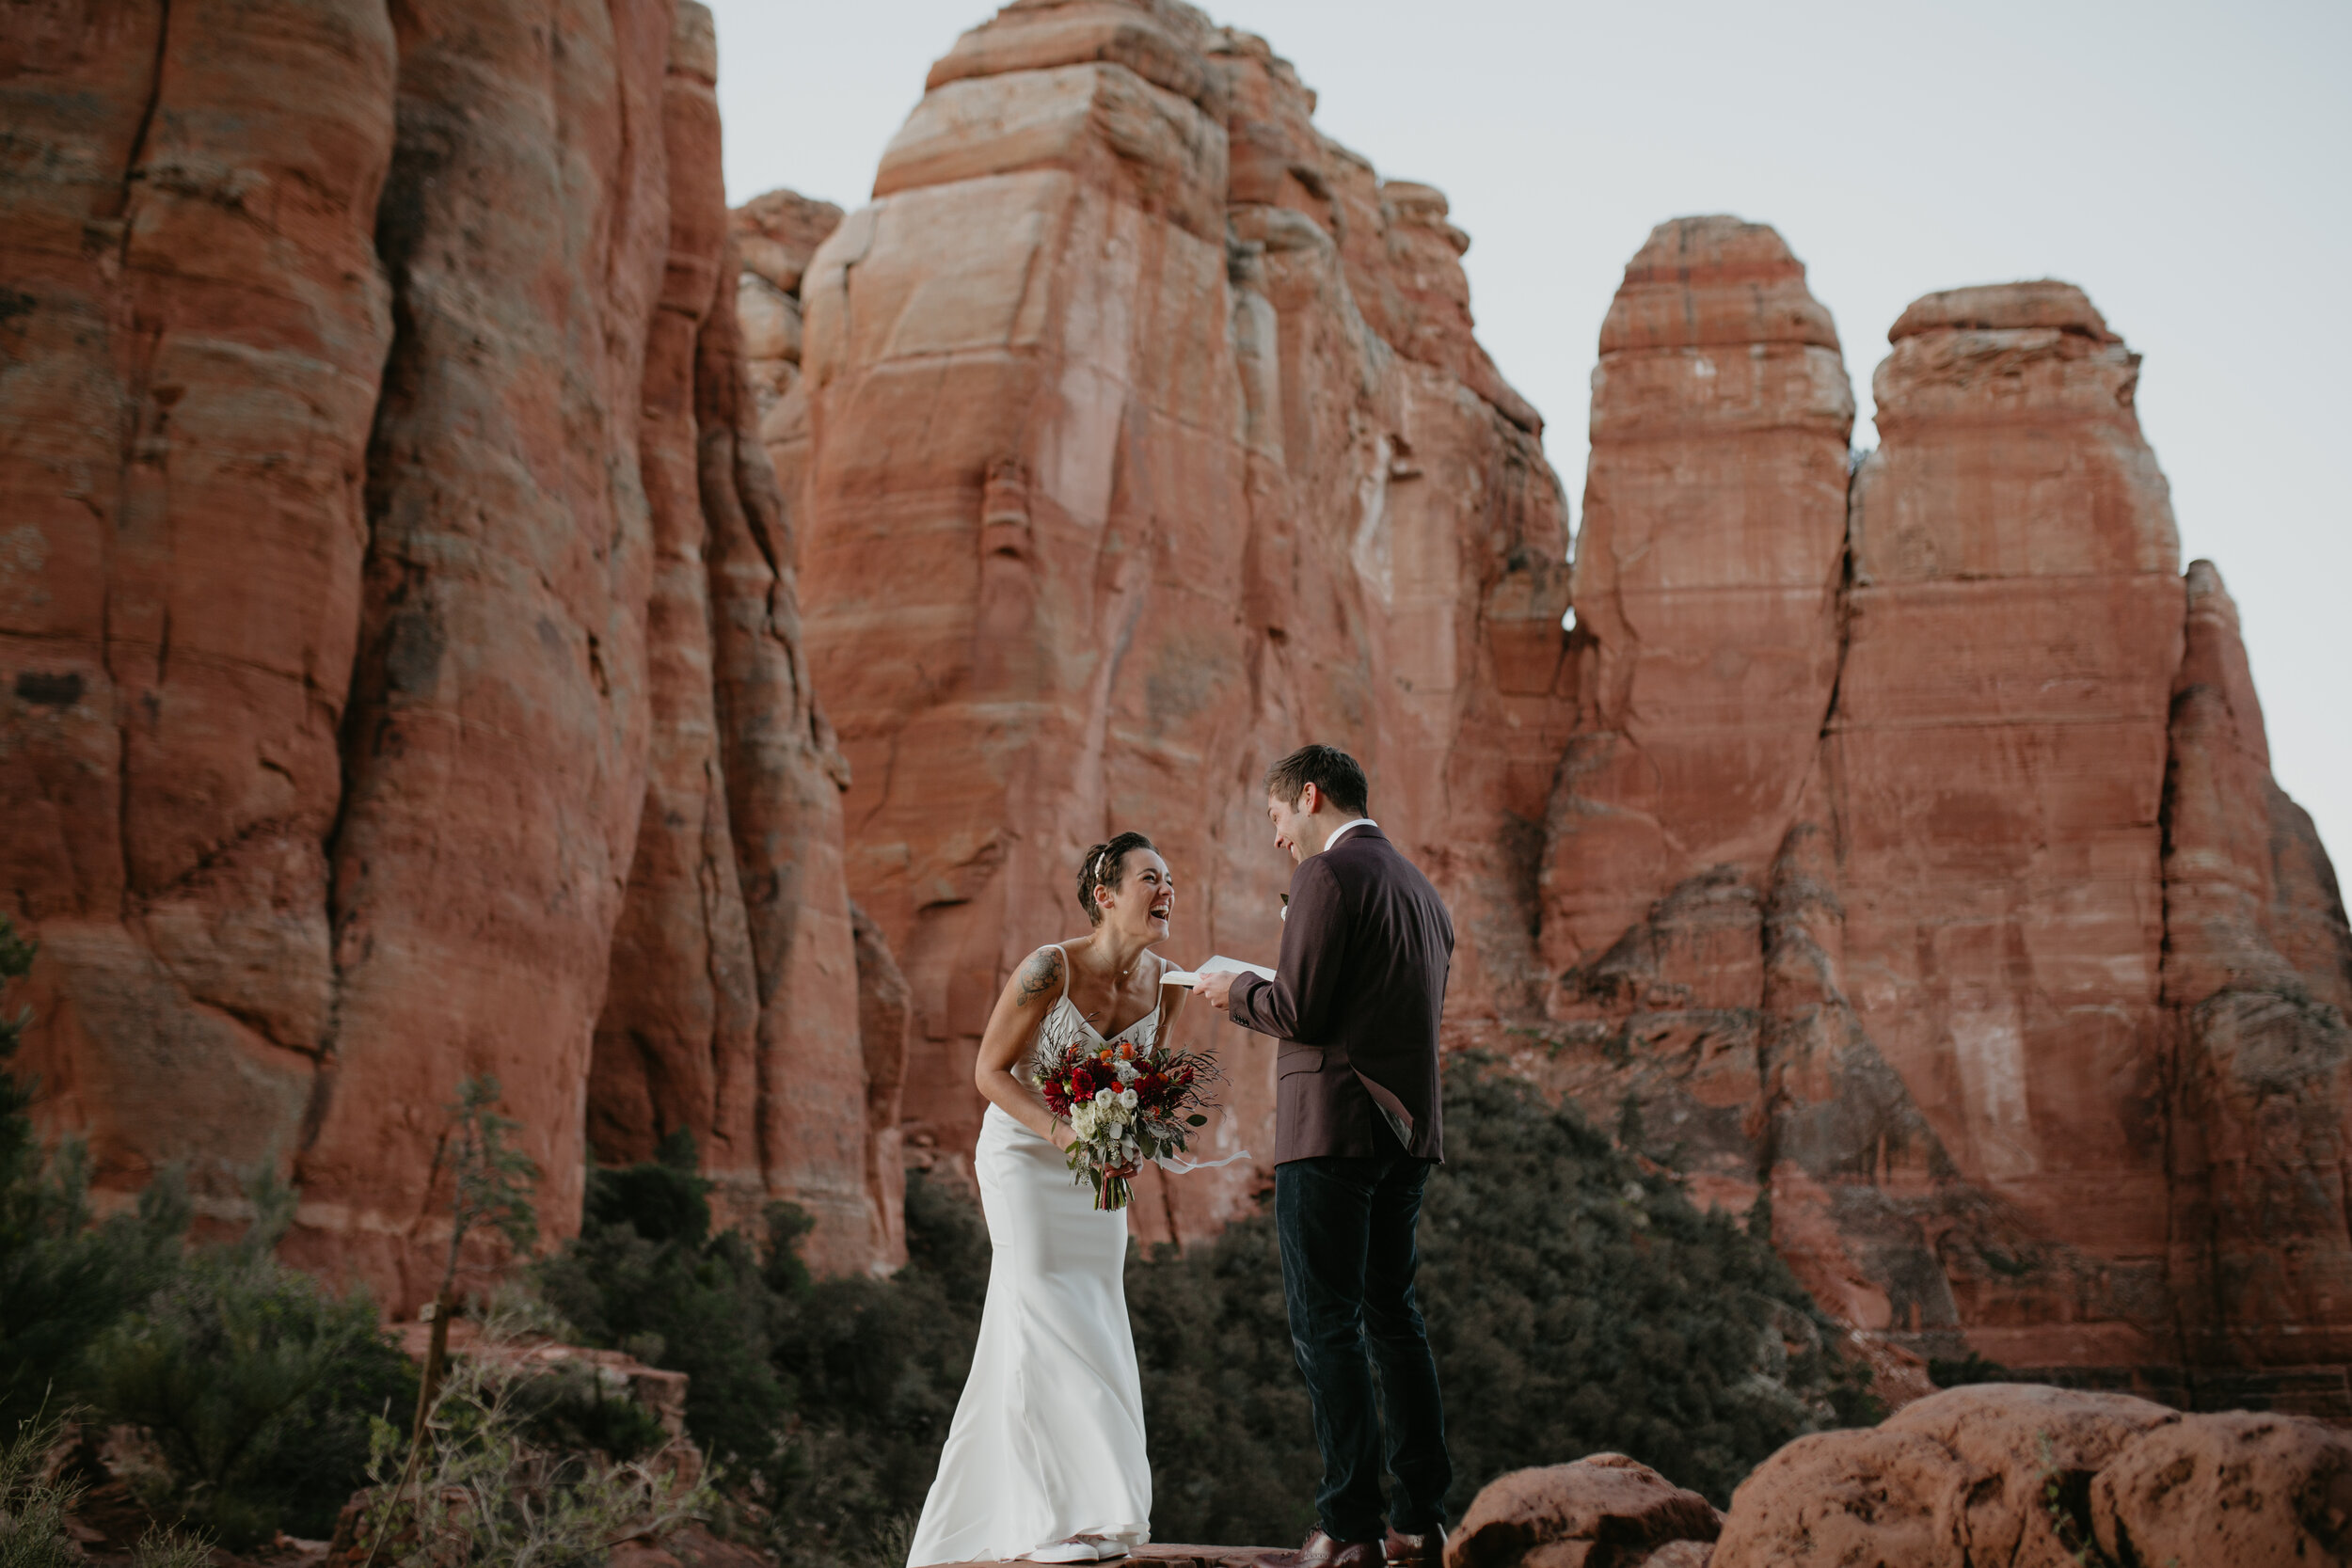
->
xmin=1263 ymin=745 xmax=1368 ymax=816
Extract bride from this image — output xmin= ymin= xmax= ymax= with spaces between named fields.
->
xmin=906 ymin=832 xmax=1190 ymax=1566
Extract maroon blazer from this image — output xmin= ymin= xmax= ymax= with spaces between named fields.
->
xmin=1226 ymin=826 xmax=1453 ymax=1164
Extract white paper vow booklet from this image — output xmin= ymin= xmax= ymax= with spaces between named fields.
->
xmin=1162 ymin=955 xmax=1276 ymax=987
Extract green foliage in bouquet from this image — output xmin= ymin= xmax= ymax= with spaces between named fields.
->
xmin=0 ymin=917 xmax=190 ymax=1433
xmin=83 ymin=1170 xmax=417 ymax=1547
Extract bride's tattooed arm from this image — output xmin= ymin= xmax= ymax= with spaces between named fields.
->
xmin=1014 ymin=945 xmax=1064 ymax=1007
xmin=974 ymin=945 xmax=1074 ymax=1148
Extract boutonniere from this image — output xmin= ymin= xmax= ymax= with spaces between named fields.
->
xmin=1279 ymin=893 xmax=1289 ymax=922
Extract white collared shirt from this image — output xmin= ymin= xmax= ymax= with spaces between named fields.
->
xmin=1322 ymin=816 xmax=1378 ymax=851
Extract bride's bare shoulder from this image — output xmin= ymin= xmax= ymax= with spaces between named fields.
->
xmin=1010 ymin=943 xmax=1066 ymax=1006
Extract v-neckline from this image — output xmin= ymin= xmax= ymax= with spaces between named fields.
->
xmin=1059 ymin=993 xmax=1159 ymax=1045
xmin=1054 ymin=942 xmax=1162 ymax=1044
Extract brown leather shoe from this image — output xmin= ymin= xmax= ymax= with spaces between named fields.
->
xmin=1382 ymin=1526 xmax=1446 ymax=1568
xmin=1262 ymin=1529 xmax=1384 ymax=1568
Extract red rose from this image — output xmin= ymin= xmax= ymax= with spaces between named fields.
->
xmin=1071 ymin=1067 xmax=1096 ymax=1098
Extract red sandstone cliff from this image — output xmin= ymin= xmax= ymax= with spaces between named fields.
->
xmin=4 ymin=0 xmax=2345 ymax=1407
xmin=0 ymin=0 xmax=897 ymax=1301
xmin=1528 ymin=232 xmax=2352 ymax=1408
xmin=787 ymin=0 xmax=1570 ymax=1239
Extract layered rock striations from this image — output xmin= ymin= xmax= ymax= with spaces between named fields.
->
xmin=0 ymin=1 xmax=897 ymax=1300
xmin=6 ymin=0 xmax=2344 ymax=1397
xmin=1530 ymin=244 xmax=2352 ymax=1403
xmin=789 ymin=0 xmax=1571 ymax=1233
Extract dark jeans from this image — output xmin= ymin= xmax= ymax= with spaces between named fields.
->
xmin=1274 ymin=1128 xmax=1453 ymax=1543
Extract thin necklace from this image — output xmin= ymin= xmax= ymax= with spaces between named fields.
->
xmin=1086 ymin=945 xmax=1139 ymax=1020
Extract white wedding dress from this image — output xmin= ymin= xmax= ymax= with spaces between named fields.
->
xmin=906 ymin=949 xmax=1157 ymax=1566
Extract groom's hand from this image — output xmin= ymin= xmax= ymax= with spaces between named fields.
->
xmin=1195 ymin=970 xmax=1237 ymax=1011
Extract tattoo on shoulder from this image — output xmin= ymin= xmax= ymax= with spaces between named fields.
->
xmin=1015 ymin=946 xmax=1062 ymax=1006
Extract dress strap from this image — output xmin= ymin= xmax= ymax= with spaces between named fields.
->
xmin=1052 ymin=942 xmax=1073 ymax=1007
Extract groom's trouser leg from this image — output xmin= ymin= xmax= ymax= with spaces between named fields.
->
xmin=1276 ymin=1153 xmax=1387 ymax=1543
xmin=1361 ymin=1151 xmax=1451 ymax=1532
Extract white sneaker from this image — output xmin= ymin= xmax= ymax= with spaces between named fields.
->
xmin=1025 ymin=1544 xmax=1098 ymax=1564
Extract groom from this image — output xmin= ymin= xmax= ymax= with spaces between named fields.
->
xmin=1196 ymin=744 xmax=1454 ymax=1568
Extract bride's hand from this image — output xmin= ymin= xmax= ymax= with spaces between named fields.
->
xmin=1047 ymin=1120 xmax=1074 ymax=1151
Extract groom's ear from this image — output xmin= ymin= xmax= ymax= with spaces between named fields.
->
xmin=1298 ymin=781 xmax=1321 ymax=815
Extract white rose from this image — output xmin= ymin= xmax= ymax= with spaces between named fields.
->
xmin=1095 ymin=1086 xmax=1116 ymax=1106
xmin=1118 ymin=1087 xmax=1138 ymax=1110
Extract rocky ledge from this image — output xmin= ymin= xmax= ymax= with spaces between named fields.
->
xmin=1452 ymin=1383 xmax=2352 ymax=1568
xmin=928 ymin=1384 xmax=2352 ymax=1568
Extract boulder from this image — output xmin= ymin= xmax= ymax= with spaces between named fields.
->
xmin=1713 ymin=1386 xmax=2352 ymax=1568
xmin=1881 ymin=1383 xmax=2178 ymax=1564
xmin=2092 ymin=1410 xmax=2352 ymax=1568
xmin=1710 ymin=1428 xmax=1970 ymax=1567
xmin=1449 ymin=1454 xmax=1721 ymax=1568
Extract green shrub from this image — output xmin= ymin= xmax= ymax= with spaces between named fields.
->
xmin=536 ymin=1132 xmax=788 ymax=1469
xmin=1413 ymin=1063 xmax=1875 ymax=1510
xmin=754 ymin=1172 xmax=991 ymax=1566
xmin=1132 ymin=1061 xmax=1874 ymax=1540
xmin=0 ymin=1406 xmax=210 ymax=1568
xmin=513 ymin=1360 xmax=671 ymax=1465
xmin=546 ymin=1063 xmax=1873 ymax=1560
xmin=1127 ymin=1196 xmax=1319 ymax=1546
xmin=0 ymin=917 xmax=189 ymax=1433
xmin=84 ymin=1175 xmax=414 ymax=1547
xmin=348 ymin=1295 xmax=710 ymax=1568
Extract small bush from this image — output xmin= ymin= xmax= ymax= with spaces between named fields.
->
xmin=514 ymin=1361 xmax=671 ymax=1465
xmin=0 ymin=917 xmax=189 ymax=1433
xmin=754 ymin=1172 xmax=991 ymax=1566
xmin=536 ymin=1132 xmax=788 ymax=1469
xmin=0 ymin=1406 xmax=209 ymax=1568
xmin=347 ymin=1295 xmax=710 ymax=1568
xmin=84 ymin=1175 xmax=414 ymax=1547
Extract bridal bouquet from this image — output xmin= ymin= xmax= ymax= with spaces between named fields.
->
xmin=1034 ymin=1037 xmax=1222 ymax=1211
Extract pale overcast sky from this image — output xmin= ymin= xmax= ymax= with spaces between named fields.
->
xmin=706 ymin=0 xmax=2351 ymax=870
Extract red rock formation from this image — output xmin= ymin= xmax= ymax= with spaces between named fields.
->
xmin=1527 ymin=249 xmax=2352 ymax=1405
xmin=1446 ymin=1455 xmax=1721 ymax=1568
xmin=589 ymin=9 xmax=888 ymax=1269
xmin=730 ymin=188 xmax=841 ymax=526
xmin=1542 ymin=217 xmax=1852 ymax=967
xmin=1706 ymin=1384 xmax=2352 ymax=1568
xmin=0 ymin=1 xmax=896 ymax=1299
xmin=0 ymin=0 xmax=398 ymax=1221
xmin=793 ymin=0 xmax=1570 ymax=1233
xmin=1833 ymin=282 xmax=2185 ymax=1370
xmin=2159 ymin=561 xmax=2352 ymax=1375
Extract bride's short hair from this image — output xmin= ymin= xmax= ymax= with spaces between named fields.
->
xmin=1076 ymin=832 xmax=1157 ymax=926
